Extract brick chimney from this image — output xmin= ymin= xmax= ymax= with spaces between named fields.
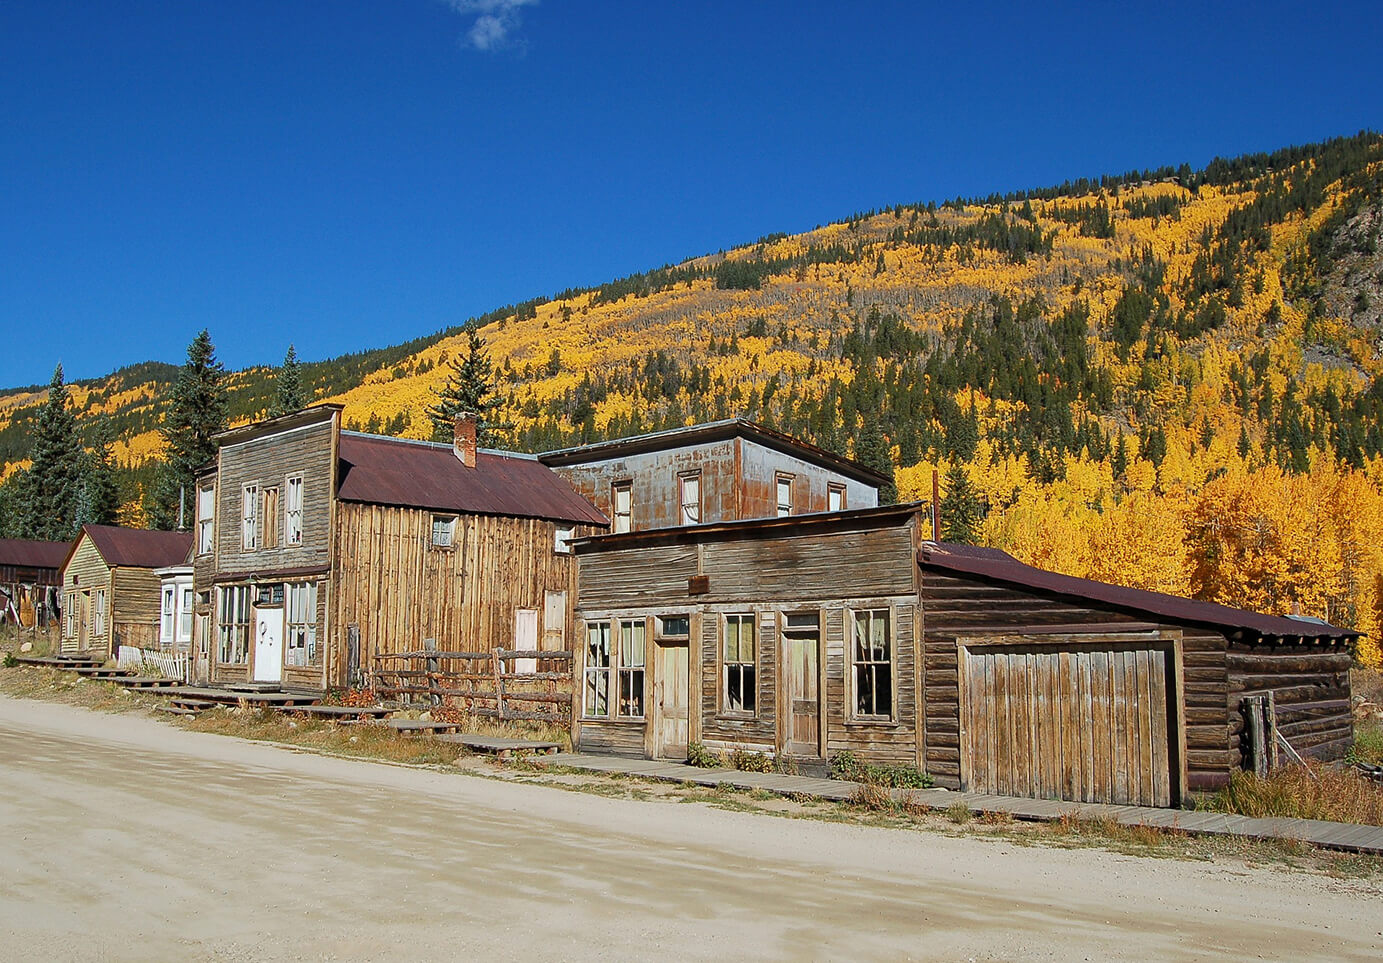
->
xmin=453 ymin=413 xmax=477 ymax=469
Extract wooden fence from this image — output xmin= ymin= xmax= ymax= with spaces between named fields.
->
xmin=372 ymin=647 xmax=574 ymax=724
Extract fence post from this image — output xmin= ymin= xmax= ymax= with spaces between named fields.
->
xmin=492 ymin=648 xmax=505 ymax=722
xmin=1244 ymin=696 xmax=1267 ymax=777
xmin=424 ymin=638 xmax=440 ymax=707
xmin=1265 ymin=690 xmax=1278 ymax=771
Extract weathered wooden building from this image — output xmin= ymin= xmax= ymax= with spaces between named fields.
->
xmin=195 ymin=405 xmax=608 ymax=690
xmin=0 ymin=538 xmax=67 ymax=629
xmin=571 ymin=505 xmax=1356 ymax=807
xmin=540 ymin=419 xmax=884 ymax=532
xmin=59 ymin=525 xmax=194 ymax=657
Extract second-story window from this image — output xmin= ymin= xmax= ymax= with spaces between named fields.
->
xmin=612 ymin=481 xmax=632 ymax=533
xmin=678 ymin=471 xmax=701 ymax=526
xmin=261 ymin=487 xmax=280 ymax=550
xmin=776 ymin=475 xmax=794 ymax=517
xmin=241 ymin=483 xmax=259 ymax=551
xmin=197 ymin=485 xmax=215 ymax=555
xmin=285 ymin=475 xmax=304 ymax=545
xmin=828 ymin=483 xmax=846 ymax=512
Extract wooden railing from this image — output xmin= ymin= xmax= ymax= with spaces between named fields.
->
xmin=372 ymin=648 xmax=574 ymax=724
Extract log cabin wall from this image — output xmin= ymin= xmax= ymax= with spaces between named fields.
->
xmin=574 ymin=510 xmax=923 ymax=765
xmin=1226 ymin=640 xmax=1354 ymax=764
xmin=331 ymin=501 xmax=595 ymax=690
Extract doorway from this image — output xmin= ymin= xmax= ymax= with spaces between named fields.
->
xmin=253 ymin=606 xmax=285 ymax=683
xmin=654 ymin=641 xmax=689 ymax=760
xmin=781 ymin=612 xmax=822 ymax=759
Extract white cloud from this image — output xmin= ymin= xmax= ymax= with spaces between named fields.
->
xmin=445 ymin=0 xmax=539 ymax=52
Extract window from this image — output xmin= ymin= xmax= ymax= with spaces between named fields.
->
xmin=612 ymin=481 xmax=632 ymax=534
xmin=722 ymin=614 xmax=756 ymax=713
xmin=776 ymin=475 xmax=794 ymax=517
xmin=285 ymin=581 xmax=318 ymax=667
xmin=583 ymin=621 xmax=611 ymax=717
xmin=617 ymin=619 xmax=646 ymax=718
xmin=64 ymin=591 xmax=77 ymax=638
xmin=93 ymin=589 xmax=106 ymax=638
xmin=851 ymin=609 xmax=893 ymax=719
xmin=431 ymin=515 xmax=456 ymax=548
xmin=179 ymin=587 xmax=194 ymax=644
xmin=261 ymin=487 xmax=280 ymax=550
xmin=197 ymin=485 xmax=215 ymax=555
xmin=658 ymin=615 xmax=690 ymax=640
xmin=241 ymin=484 xmax=259 ymax=550
xmin=218 ymin=586 xmax=252 ymax=664
xmin=285 ymin=475 xmax=304 ymax=545
xmin=161 ymin=587 xmax=176 ymax=644
xmin=554 ymin=527 xmax=574 ymax=554
xmin=678 ymin=472 xmax=701 ymax=526
xmin=828 ymin=484 xmax=846 ymax=512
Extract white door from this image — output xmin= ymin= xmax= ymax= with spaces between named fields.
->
xmin=253 ymin=607 xmax=285 ymax=683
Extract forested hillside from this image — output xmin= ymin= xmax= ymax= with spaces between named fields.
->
xmin=4 ymin=132 xmax=1383 ymax=664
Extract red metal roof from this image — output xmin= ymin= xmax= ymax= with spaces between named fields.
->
xmin=919 ymin=542 xmax=1359 ymax=642
xmin=337 ymin=433 xmax=609 ymax=526
xmin=75 ymin=525 xmax=194 ymax=570
xmin=0 ymin=538 xmax=70 ymax=571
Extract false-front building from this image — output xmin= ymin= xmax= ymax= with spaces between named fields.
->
xmin=571 ymin=505 xmax=1356 ymax=807
xmin=192 ymin=406 xmax=607 ymax=689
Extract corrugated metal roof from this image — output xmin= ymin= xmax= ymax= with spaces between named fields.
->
xmin=78 ymin=525 xmax=194 ymax=570
xmin=918 ymin=542 xmax=1360 ymax=642
xmin=0 ymin=538 xmax=70 ymax=571
xmin=539 ymin=418 xmax=889 ymax=487
xmin=337 ymin=433 xmax=609 ymax=526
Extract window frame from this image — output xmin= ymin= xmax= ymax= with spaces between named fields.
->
xmin=611 ymin=480 xmax=633 ymax=534
xmin=64 ymin=591 xmax=77 ymax=639
xmin=720 ymin=612 xmax=757 ymax=717
xmin=92 ymin=589 xmax=106 ymax=639
xmin=260 ymin=486 xmax=280 ymax=550
xmin=241 ymin=483 xmax=259 ymax=551
xmin=678 ymin=471 xmax=702 ymax=526
xmin=284 ymin=474 xmax=304 ymax=546
xmin=179 ymin=586 xmax=194 ymax=644
xmin=197 ymin=484 xmax=216 ymax=556
xmin=431 ymin=514 xmax=457 ymax=549
xmin=616 ymin=618 xmax=647 ymax=719
xmin=285 ymin=581 xmax=318 ymax=668
xmin=848 ymin=607 xmax=896 ymax=723
xmin=775 ymin=473 xmax=794 ymax=517
xmin=582 ymin=620 xmax=613 ymax=718
xmin=161 ymin=585 xmax=176 ymax=644
xmin=217 ymin=585 xmax=252 ymax=665
xmin=827 ymin=483 xmax=846 ymax=512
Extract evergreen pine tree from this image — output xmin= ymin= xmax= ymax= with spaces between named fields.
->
xmin=77 ymin=419 xmax=121 ymax=527
xmin=1111 ymin=433 xmax=1128 ymax=481
xmin=855 ymin=420 xmax=897 ymax=505
xmin=270 ymin=344 xmax=306 ymax=417
xmin=427 ymin=326 xmax=508 ymax=446
xmin=150 ymin=330 xmax=227 ymax=529
xmin=25 ymin=365 xmax=87 ymax=540
xmin=939 ymin=465 xmax=985 ymax=544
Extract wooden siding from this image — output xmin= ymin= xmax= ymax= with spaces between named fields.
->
xmin=111 ymin=566 xmax=161 ymax=651
xmin=214 ymin=417 xmax=334 ymax=578
xmin=577 ymin=721 xmax=646 ymax=758
xmin=331 ymin=502 xmax=591 ymax=689
xmin=1226 ymin=642 xmax=1354 ymax=764
xmin=736 ymin=438 xmax=877 ymax=517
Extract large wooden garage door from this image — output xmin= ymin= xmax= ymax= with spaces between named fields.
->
xmin=960 ymin=642 xmax=1174 ymax=807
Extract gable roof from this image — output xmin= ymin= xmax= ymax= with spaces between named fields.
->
xmin=918 ymin=542 xmax=1359 ymax=643
xmin=66 ymin=525 xmax=195 ymax=571
xmin=336 ymin=432 xmax=609 ymax=527
xmin=0 ymin=538 xmax=70 ymax=571
xmin=538 ymin=418 xmax=889 ymax=488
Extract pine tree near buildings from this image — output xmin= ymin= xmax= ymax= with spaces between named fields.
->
xmin=270 ymin=344 xmax=306 ymax=417
xmin=25 ymin=365 xmax=87 ymax=540
xmin=77 ymin=419 xmax=121 ymax=528
xmin=150 ymin=330 xmax=227 ymax=530
xmin=939 ymin=464 xmax=985 ymax=544
xmin=855 ymin=419 xmax=897 ymax=505
xmin=427 ymin=325 xmax=508 ymax=446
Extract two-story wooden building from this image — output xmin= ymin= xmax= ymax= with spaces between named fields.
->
xmin=193 ymin=405 xmax=608 ymax=690
xmin=539 ymin=419 xmax=885 ymax=532
xmin=571 ymin=505 xmax=1356 ymax=808
xmin=59 ymin=525 xmax=194 ymax=658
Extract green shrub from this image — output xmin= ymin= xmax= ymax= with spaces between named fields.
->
xmin=2 ymin=652 xmax=17 ymax=669
xmin=686 ymin=741 xmax=721 ymax=768
xmin=829 ymin=750 xmax=866 ymax=782
xmin=1347 ymin=720 xmax=1383 ymax=766
xmin=829 ymin=751 xmax=932 ymax=788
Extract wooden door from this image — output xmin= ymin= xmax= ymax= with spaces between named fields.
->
xmin=76 ymin=591 xmax=91 ymax=653
xmin=253 ymin=607 xmax=285 ymax=683
xmin=782 ymin=614 xmax=822 ymax=758
xmin=960 ymin=642 xmax=1174 ymax=807
xmin=654 ymin=642 xmax=689 ymax=760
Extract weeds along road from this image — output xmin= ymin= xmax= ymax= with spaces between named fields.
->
xmin=0 ymin=696 xmax=1378 ymax=963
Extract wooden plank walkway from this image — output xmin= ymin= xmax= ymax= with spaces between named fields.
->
xmin=273 ymin=704 xmax=393 ymax=720
xmin=157 ymin=687 xmax=318 ymax=707
xmin=14 ymin=656 xmax=104 ymax=669
xmin=536 ymin=753 xmax=1383 ymax=855
xmin=433 ymin=734 xmax=562 ymax=757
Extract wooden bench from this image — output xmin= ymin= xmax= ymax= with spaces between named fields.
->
xmin=430 ymin=733 xmax=563 ymax=759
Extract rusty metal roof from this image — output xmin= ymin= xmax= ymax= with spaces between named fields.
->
xmin=74 ymin=525 xmax=194 ymax=570
xmin=0 ymin=538 xmax=70 ymax=571
xmin=337 ymin=432 xmax=609 ymax=526
xmin=539 ymin=418 xmax=890 ymax=487
xmin=919 ymin=542 xmax=1360 ymax=642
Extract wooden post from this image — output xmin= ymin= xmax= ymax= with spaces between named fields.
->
xmin=424 ymin=638 xmax=440 ymax=707
xmin=1265 ymin=690 xmax=1278 ymax=771
xmin=1244 ymin=696 xmax=1267 ymax=778
xmin=492 ymin=648 xmax=505 ymax=722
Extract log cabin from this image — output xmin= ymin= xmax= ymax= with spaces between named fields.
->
xmin=571 ymin=504 xmax=1357 ymax=807
xmin=539 ymin=418 xmax=885 ymax=532
xmin=59 ymin=525 xmax=194 ymax=658
xmin=193 ymin=405 xmax=608 ymax=690
xmin=0 ymin=538 xmax=67 ymax=630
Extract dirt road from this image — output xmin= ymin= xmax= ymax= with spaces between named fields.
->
xmin=0 ymin=696 xmax=1378 ymax=962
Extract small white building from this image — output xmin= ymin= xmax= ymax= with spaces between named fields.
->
xmin=155 ymin=563 xmax=194 ymax=652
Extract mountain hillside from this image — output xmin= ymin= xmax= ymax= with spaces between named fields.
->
xmin=4 ymin=132 xmax=1383 ymax=664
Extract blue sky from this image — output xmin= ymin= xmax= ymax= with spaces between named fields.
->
xmin=1 ymin=1 xmax=1379 ymax=388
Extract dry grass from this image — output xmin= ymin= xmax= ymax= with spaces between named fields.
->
xmin=186 ymin=708 xmax=464 ymax=766
xmin=1202 ymin=763 xmax=1383 ymax=826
